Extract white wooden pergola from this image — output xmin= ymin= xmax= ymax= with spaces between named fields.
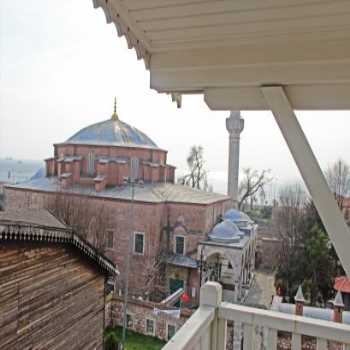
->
xmin=92 ymin=0 xmax=350 ymax=276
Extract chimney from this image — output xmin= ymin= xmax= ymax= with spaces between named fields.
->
xmin=294 ymin=285 xmax=305 ymax=316
xmin=333 ymin=290 xmax=345 ymax=323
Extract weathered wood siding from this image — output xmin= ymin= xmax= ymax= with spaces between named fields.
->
xmin=0 ymin=242 xmax=105 ymax=350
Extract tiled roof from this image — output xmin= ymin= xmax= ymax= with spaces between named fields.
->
xmin=334 ymin=276 xmax=350 ymax=293
xmin=166 ymin=254 xmax=198 ymax=269
xmin=64 ymin=119 xmax=159 ymax=150
xmin=6 ymin=177 xmax=230 ymax=205
xmin=0 ymin=209 xmax=118 ymax=276
xmin=0 ymin=208 xmax=66 ymax=229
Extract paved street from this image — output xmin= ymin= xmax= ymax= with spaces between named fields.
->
xmin=245 ymin=269 xmax=276 ymax=308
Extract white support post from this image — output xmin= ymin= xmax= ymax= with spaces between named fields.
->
xmin=200 ymin=282 xmax=226 ymax=350
xmin=262 ymin=86 xmax=350 ymax=276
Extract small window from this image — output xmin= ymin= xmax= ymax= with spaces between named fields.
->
xmin=345 ymin=209 xmax=350 ymax=221
xmin=105 ymin=230 xmax=114 ymax=249
xmin=175 ymin=236 xmax=185 ymax=255
xmin=146 ymin=319 xmax=155 ymax=336
xmin=191 ymin=287 xmax=196 ymax=298
xmin=87 ymin=152 xmax=95 ymax=176
xmin=127 ymin=314 xmax=133 ymax=329
xmin=134 ymin=232 xmax=144 ymax=254
xmin=167 ymin=324 xmax=176 ymax=341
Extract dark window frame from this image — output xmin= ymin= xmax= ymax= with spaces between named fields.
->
xmin=134 ymin=232 xmax=144 ymax=255
xmin=175 ymin=235 xmax=185 ymax=255
xmin=105 ymin=230 xmax=114 ymax=249
xmin=146 ymin=318 xmax=155 ymax=335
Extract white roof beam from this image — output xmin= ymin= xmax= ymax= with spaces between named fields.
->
xmin=130 ymin=0 xmax=331 ymax=20
xmin=205 ymin=84 xmax=350 ymax=111
xmin=150 ymin=61 xmax=350 ymax=92
xmin=150 ymin=38 xmax=350 ymax=67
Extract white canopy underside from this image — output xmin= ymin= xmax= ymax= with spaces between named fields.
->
xmin=93 ymin=0 xmax=350 ymax=110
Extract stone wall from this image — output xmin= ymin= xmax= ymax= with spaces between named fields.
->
xmin=4 ymin=187 xmax=231 ymax=303
xmin=49 ymin=144 xmax=173 ymax=190
xmin=109 ymin=295 xmax=191 ymax=342
xmin=256 ymin=237 xmax=282 ymax=269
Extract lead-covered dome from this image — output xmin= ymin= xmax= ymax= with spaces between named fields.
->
xmin=223 ymin=209 xmax=253 ymax=229
xmin=65 ymin=104 xmax=159 ymax=149
xmin=209 ymin=219 xmax=244 ymax=243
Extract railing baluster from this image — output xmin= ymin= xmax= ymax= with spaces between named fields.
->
xmin=163 ymin=282 xmax=350 ymax=350
xmin=217 ymin=318 xmax=227 ymax=350
xmin=194 ymin=340 xmax=201 ymax=350
xmin=291 ymin=334 xmax=301 ymax=350
xmin=243 ymin=323 xmax=255 ymax=350
xmin=200 ymin=331 xmax=210 ymax=350
xmin=316 ymin=338 xmax=327 ymax=350
xmin=267 ymin=328 xmax=277 ymax=349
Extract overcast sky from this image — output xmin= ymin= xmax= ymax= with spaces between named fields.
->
xmin=1 ymin=0 xmax=349 ymax=194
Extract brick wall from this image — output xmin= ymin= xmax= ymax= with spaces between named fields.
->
xmin=4 ymin=187 xmax=231 ymax=303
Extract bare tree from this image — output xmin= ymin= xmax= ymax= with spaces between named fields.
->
xmin=45 ymin=191 xmax=109 ymax=252
xmin=179 ymin=145 xmax=209 ymax=190
xmin=325 ymin=159 xmax=350 ymax=209
xmin=274 ymin=184 xmax=307 ymax=300
xmin=276 ymin=183 xmax=306 ymax=245
xmin=275 ymin=184 xmax=341 ymax=304
xmin=238 ymin=168 xmax=272 ymax=210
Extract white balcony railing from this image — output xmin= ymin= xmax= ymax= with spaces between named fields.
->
xmin=163 ymin=282 xmax=350 ymax=350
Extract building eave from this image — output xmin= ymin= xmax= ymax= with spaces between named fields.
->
xmin=0 ymin=217 xmax=119 ymax=276
xmin=92 ymin=0 xmax=350 ymax=110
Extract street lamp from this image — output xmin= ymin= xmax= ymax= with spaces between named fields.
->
xmin=122 ymin=157 xmax=140 ymax=347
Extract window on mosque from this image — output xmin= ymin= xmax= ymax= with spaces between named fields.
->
xmin=167 ymin=324 xmax=176 ymax=341
xmin=87 ymin=151 xmax=95 ymax=176
xmin=146 ymin=318 xmax=155 ymax=336
xmin=127 ymin=314 xmax=133 ymax=329
xmin=134 ymin=232 xmax=144 ymax=254
xmin=105 ymin=230 xmax=114 ymax=249
xmin=175 ymin=236 xmax=185 ymax=255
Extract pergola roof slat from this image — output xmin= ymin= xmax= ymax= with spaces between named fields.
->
xmin=93 ymin=0 xmax=350 ymax=107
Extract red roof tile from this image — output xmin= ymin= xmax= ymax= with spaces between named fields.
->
xmin=334 ymin=276 xmax=350 ymax=293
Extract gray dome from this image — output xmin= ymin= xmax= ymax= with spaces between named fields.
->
xmin=223 ymin=209 xmax=253 ymax=228
xmin=65 ymin=119 xmax=159 ymax=149
xmin=209 ymin=220 xmax=243 ymax=243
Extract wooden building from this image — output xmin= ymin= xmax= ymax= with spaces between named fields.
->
xmin=0 ymin=209 xmax=118 ymax=350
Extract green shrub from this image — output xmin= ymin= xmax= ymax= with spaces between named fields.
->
xmin=105 ymin=330 xmax=119 ymax=350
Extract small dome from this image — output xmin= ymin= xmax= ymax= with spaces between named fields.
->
xmin=65 ymin=119 xmax=159 ymax=149
xmin=31 ymin=167 xmax=45 ymax=180
xmin=223 ymin=209 xmax=253 ymax=228
xmin=209 ymin=219 xmax=243 ymax=243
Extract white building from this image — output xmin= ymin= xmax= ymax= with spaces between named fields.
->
xmin=199 ymin=209 xmax=257 ymax=303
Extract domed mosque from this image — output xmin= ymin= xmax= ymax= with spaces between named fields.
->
xmin=6 ymin=98 xmax=234 ymax=316
xmin=44 ymin=98 xmax=176 ymax=191
xmin=199 ymin=208 xmax=257 ymax=302
xmin=6 ymin=102 xmax=256 ymax=338
xmin=66 ymin=98 xmax=158 ymax=149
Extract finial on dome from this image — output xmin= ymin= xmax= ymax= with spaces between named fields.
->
xmin=111 ymin=97 xmax=118 ymax=121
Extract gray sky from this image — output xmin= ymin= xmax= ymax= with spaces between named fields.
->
xmin=1 ymin=0 xmax=349 ymax=194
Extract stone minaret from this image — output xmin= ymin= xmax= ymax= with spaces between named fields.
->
xmin=226 ymin=111 xmax=244 ymax=206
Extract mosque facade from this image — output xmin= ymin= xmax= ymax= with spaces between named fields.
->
xmin=4 ymin=102 xmax=256 ymax=339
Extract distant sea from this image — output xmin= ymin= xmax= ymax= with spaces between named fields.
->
xmin=0 ymin=158 xmax=44 ymax=184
